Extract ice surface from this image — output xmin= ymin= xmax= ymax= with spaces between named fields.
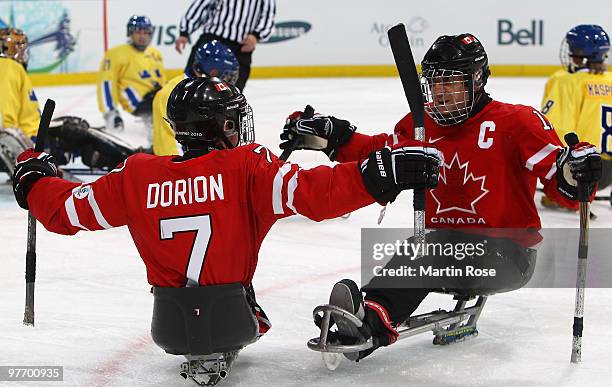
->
xmin=1 ymin=77 xmax=611 ymax=386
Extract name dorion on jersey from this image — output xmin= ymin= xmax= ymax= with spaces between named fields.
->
xmin=146 ymin=174 xmax=225 ymax=209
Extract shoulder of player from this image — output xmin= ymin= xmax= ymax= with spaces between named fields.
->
xmin=165 ymin=74 xmax=186 ymax=90
xmin=0 ymin=57 xmax=27 ymax=77
xmin=394 ymin=112 xmax=413 ymax=132
xmin=122 ymin=152 xmax=163 ymax=169
xmin=484 ymin=101 xmax=546 ymax=130
xmin=146 ymin=47 xmax=164 ymax=59
xmin=236 ymin=142 xmax=266 ymax=156
xmin=103 ymin=45 xmax=131 ymax=62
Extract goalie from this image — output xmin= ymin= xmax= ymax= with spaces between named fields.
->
xmin=0 ymin=28 xmax=143 ymax=178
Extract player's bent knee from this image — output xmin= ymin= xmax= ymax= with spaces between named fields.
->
xmin=151 ymin=283 xmax=258 ymax=356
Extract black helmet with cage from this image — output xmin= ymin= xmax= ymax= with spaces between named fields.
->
xmin=420 ymin=33 xmax=490 ymax=126
xmin=166 ymin=77 xmax=254 ymax=151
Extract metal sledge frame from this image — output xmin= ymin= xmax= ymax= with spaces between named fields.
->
xmin=308 ymin=294 xmax=488 ymax=353
xmin=179 ymin=351 xmax=239 ymax=386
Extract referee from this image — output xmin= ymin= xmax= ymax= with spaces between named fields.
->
xmin=175 ymin=0 xmax=276 ymax=91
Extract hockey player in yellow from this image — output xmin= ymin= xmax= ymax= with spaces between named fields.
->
xmin=0 ymin=28 xmax=39 ymax=138
xmin=152 ymin=40 xmax=239 ymax=155
xmin=541 ymin=24 xmax=612 ymax=209
xmin=97 ymin=15 xmax=165 ymax=132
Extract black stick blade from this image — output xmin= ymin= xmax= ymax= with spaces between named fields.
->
xmin=387 ymin=24 xmax=424 ymax=128
xmin=35 ymin=99 xmax=56 ymax=152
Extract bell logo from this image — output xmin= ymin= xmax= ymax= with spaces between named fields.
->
xmin=498 ymin=19 xmax=544 ymax=46
xmin=430 ymin=153 xmax=489 ymax=214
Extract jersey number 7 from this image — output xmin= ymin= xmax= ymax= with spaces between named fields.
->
xmin=160 ymin=214 xmax=212 ymax=287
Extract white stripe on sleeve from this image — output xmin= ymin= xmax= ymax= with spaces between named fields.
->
xmin=525 ymin=144 xmax=559 ymax=171
xmin=65 ymin=188 xmax=90 ymax=231
xmin=544 ymin=164 xmax=557 ymax=180
xmin=272 ymin=163 xmax=292 ymax=214
xmin=87 ymin=187 xmax=112 ymax=229
xmin=286 ymin=170 xmax=299 ymax=214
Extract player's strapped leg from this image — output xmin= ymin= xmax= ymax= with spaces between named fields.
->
xmin=312 ymin=279 xmax=401 ymax=361
xmin=245 ymin=284 xmax=272 ymax=337
xmin=0 ymin=128 xmax=34 ymax=177
xmin=48 ymin=116 xmax=139 ymax=169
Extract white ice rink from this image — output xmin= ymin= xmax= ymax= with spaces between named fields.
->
xmin=1 ymin=77 xmax=612 ymax=386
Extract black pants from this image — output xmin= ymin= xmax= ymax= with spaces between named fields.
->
xmin=132 ymin=87 xmax=161 ymax=117
xmin=185 ymin=33 xmax=252 ymax=91
xmin=362 ymin=230 xmax=537 ymax=325
xmin=599 ymin=158 xmax=612 ymax=190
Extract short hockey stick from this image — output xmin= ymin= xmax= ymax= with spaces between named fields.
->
xmin=24 ymin=99 xmax=55 ymax=326
xmin=387 ymin=24 xmax=426 ymax=250
xmin=564 ymin=132 xmax=591 ymax=363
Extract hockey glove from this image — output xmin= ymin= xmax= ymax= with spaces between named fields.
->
xmin=104 ymin=110 xmax=124 ymax=132
xmin=280 ymin=105 xmax=356 ymax=160
xmin=13 ymin=149 xmax=59 ymax=210
xmin=360 ymin=144 xmax=442 ymax=203
xmin=556 ymin=142 xmax=601 ymax=201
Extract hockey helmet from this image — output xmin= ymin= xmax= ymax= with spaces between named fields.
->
xmin=127 ymin=15 xmax=153 ymax=50
xmin=560 ymin=25 xmax=610 ymax=72
xmin=193 ymin=40 xmax=239 ymax=85
xmin=0 ymin=28 xmax=29 ymax=66
xmin=420 ymin=33 xmax=490 ymax=126
xmin=166 ymin=77 xmax=254 ymax=150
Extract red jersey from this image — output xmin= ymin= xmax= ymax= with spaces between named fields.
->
xmin=336 ymin=100 xmax=576 ymax=229
xmin=27 ymin=143 xmax=374 ymax=287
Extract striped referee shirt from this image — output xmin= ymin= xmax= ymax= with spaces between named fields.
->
xmin=179 ymin=0 xmax=276 ymax=43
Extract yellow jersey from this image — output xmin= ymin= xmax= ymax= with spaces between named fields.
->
xmin=152 ymin=74 xmax=186 ymax=155
xmin=541 ymin=69 xmax=612 ymax=158
xmin=0 ymin=58 xmax=40 ymax=137
xmin=97 ymin=44 xmax=166 ymax=114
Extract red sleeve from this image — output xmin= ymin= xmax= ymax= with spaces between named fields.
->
xmin=335 ymin=113 xmax=415 ymax=163
xmin=248 ymin=144 xmax=375 ymax=222
xmin=27 ymin=158 xmax=131 ymax=235
xmin=515 ymin=107 xmax=578 ymax=209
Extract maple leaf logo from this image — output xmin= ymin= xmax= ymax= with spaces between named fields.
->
xmin=430 ymin=153 xmax=489 ymax=214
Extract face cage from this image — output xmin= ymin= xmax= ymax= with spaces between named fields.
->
xmin=238 ymin=103 xmax=255 ymax=146
xmin=0 ymin=36 xmax=29 ymax=65
xmin=128 ymin=28 xmax=153 ymax=50
xmin=221 ymin=68 xmax=239 ymax=86
xmin=420 ymin=69 xmax=474 ymax=126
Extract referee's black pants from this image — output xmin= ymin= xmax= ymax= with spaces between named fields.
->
xmin=185 ymin=33 xmax=252 ymax=91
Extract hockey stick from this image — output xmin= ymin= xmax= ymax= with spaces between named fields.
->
xmin=387 ymin=24 xmax=426 ymax=250
xmin=23 ymin=99 xmax=55 ymax=326
xmin=564 ymin=132 xmax=591 ymax=363
xmin=279 ymin=148 xmax=292 ymax=161
xmin=279 ymin=105 xmax=317 ymax=162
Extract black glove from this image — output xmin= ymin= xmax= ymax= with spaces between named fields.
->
xmin=360 ymin=144 xmax=442 ymax=203
xmin=13 ymin=149 xmax=59 ymax=210
xmin=556 ymin=141 xmax=602 ymax=200
xmin=280 ymin=105 xmax=356 ymax=160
